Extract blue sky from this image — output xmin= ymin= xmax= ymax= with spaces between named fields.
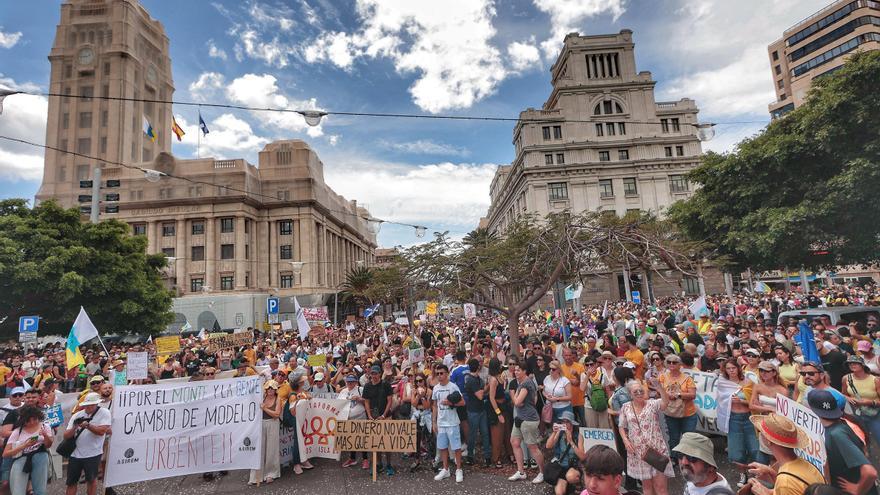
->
xmin=0 ymin=0 xmax=830 ymax=246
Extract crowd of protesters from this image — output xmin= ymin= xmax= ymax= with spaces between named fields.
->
xmin=1 ymin=284 xmax=880 ymax=495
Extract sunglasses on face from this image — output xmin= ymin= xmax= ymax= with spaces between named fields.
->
xmin=436 ymin=371 xmax=447 ymax=375
xmin=680 ymin=454 xmax=702 ymax=464
xmin=10 ymin=394 xmax=23 ymax=398
xmin=799 ymin=371 xmax=817 ymax=377
xmin=652 ymin=357 xmax=661 ymax=361
xmin=666 ymin=360 xmax=679 ymax=365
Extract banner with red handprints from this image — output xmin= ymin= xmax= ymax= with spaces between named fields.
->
xmin=294 ymin=397 xmax=351 ymax=461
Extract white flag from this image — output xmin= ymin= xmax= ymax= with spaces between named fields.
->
xmin=196 ymin=327 xmax=207 ymax=340
xmin=0 ymin=90 xmax=21 ymax=115
xmin=294 ymin=297 xmax=310 ymax=340
xmin=689 ymin=296 xmax=709 ymax=317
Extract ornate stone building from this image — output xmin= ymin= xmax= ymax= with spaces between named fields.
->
xmin=35 ymin=1 xmax=376 ymax=329
xmin=483 ymin=30 xmax=724 ymax=303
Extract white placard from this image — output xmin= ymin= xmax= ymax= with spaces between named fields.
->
xmin=281 ymin=320 xmax=293 ymax=331
xmin=581 ymin=427 xmax=617 ymax=452
xmin=409 ymin=347 xmax=424 ymax=364
xmin=104 ymin=376 xmax=262 ymax=487
xmin=294 ymin=398 xmax=351 ymax=461
xmin=126 ymin=352 xmax=149 ymax=380
xmin=775 ymin=393 xmax=826 ymax=474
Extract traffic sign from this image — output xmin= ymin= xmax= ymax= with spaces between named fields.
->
xmin=631 ymin=291 xmax=641 ymax=304
xmin=18 ymin=316 xmax=38 ymax=343
xmin=267 ymin=297 xmax=279 ymax=315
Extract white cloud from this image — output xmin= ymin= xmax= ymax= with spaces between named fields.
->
xmin=380 ymin=139 xmax=469 ymax=157
xmin=172 ymin=113 xmax=269 ymax=159
xmin=225 ymin=73 xmax=324 ymax=137
xmin=533 ymin=0 xmax=626 ymax=58
xmin=323 ymin=158 xmax=497 ymax=227
xmin=248 ymin=2 xmax=295 ymax=31
xmin=508 ymin=40 xmax=541 ymax=72
xmin=301 ymin=1 xmax=507 ymax=113
xmin=0 ymin=77 xmax=46 ymax=181
xmin=237 ymin=29 xmax=291 ymax=68
xmin=0 ymin=28 xmax=22 ymax=49
xmin=188 ymin=72 xmax=225 ymax=100
xmin=207 ymin=40 xmax=228 ymax=60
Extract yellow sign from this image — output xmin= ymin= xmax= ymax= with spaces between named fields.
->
xmin=307 ymin=354 xmax=327 ymax=367
xmin=426 ymin=302 xmax=438 ymax=315
xmin=335 ymin=420 xmax=417 ymax=453
xmin=155 ymin=336 xmax=180 ymax=355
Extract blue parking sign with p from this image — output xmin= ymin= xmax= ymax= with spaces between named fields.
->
xmin=267 ymin=297 xmax=279 ymax=315
xmin=631 ymin=291 xmax=641 ymax=304
xmin=19 ymin=316 xmax=38 ymax=333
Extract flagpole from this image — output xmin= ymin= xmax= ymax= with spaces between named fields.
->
xmin=197 ymin=110 xmax=201 ymax=159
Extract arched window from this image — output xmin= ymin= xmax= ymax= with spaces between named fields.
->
xmin=594 ymin=100 xmax=625 ymax=115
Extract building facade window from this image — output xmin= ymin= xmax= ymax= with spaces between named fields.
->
xmin=280 ymin=245 xmax=293 ymax=259
xmin=191 ymin=246 xmax=205 ymax=261
xmin=78 ymin=112 xmax=92 ymax=128
xmin=542 ymin=126 xmax=551 ymax=140
xmin=555 ymin=153 xmax=565 ymax=164
xmin=599 ymin=179 xmax=613 ymax=198
xmin=220 ymin=244 xmax=234 ymax=259
xmin=161 ymin=247 xmax=175 ymax=257
xmin=595 ymin=123 xmax=604 ymax=136
xmin=683 ymin=276 xmax=700 ymax=295
xmin=220 ymin=217 xmax=234 ymax=233
xmin=669 ymin=174 xmax=689 ymax=193
xmin=77 ymin=138 xmax=91 ymax=154
xmin=552 ymin=125 xmax=562 ymax=139
xmin=661 ymin=119 xmax=669 ymax=133
xmin=606 ymin=123 xmax=616 ymax=136
xmin=132 ymin=224 xmax=146 ymax=236
xmin=280 ymin=274 xmax=294 ymax=288
xmin=623 ymin=177 xmax=638 ymax=196
xmin=548 ymin=182 xmax=569 ymax=201
xmin=618 ymin=149 xmax=629 ymax=160
xmin=220 ymin=276 xmax=234 ymax=291
xmin=772 ymin=50 xmax=779 ymax=61
xmin=618 ymin=122 xmax=626 ymax=135
xmin=664 ymin=146 xmax=673 ymax=157
xmin=279 ymin=220 xmax=293 ymax=235
xmin=545 ymin=154 xmax=554 ymax=165
xmin=162 ymin=223 xmax=175 ymax=236
xmin=192 ymin=221 xmax=205 ymax=235
xmin=190 ymin=277 xmax=204 ymax=293
xmin=676 ymin=145 xmax=685 ymax=156
xmin=775 ymin=65 xmax=782 ymax=75
xmin=598 ymin=151 xmax=610 ymax=162
xmin=671 ymin=118 xmax=680 ymax=132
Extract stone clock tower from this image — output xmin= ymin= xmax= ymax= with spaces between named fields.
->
xmin=37 ymin=0 xmax=174 ymax=208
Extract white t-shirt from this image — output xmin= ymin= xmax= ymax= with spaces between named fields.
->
xmin=543 ymin=375 xmax=571 ymax=409
xmin=66 ymin=407 xmax=111 ymax=459
xmin=684 ymin=474 xmax=731 ymax=495
xmin=431 ymin=382 xmax=461 ymax=428
xmin=337 ymin=385 xmax=366 ymax=419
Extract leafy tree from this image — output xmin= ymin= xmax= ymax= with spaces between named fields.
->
xmin=0 ymin=199 xmax=174 ymax=338
xmin=669 ymin=51 xmax=880 ymax=271
xmin=395 ymin=212 xmax=695 ymax=355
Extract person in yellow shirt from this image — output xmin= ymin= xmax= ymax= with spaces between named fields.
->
xmin=560 ymin=348 xmax=586 ymax=423
xmin=620 ymin=336 xmax=645 ymax=379
xmin=235 ymin=358 xmax=258 ymax=377
xmin=747 ymin=413 xmax=824 ymax=495
xmin=243 ymin=345 xmax=257 ymax=367
xmin=0 ymin=360 xmax=11 ymax=393
xmin=274 ymin=370 xmax=292 ymax=402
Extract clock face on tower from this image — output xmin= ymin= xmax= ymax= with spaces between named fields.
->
xmin=77 ymin=48 xmax=94 ymax=66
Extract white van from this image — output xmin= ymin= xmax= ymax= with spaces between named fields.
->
xmin=777 ymin=306 xmax=880 ymax=327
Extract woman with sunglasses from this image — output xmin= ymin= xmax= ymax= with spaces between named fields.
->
xmin=249 ymin=380 xmax=282 ymax=485
xmin=657 ymin=354 xmax=697 ymax=459
xmin=618 ymin=379 xmax=674 ymax=495
xmin=644 ymin=352 xmax=665 ymax=399
xmin=405 ymin=370 xmax=432 ymax=471
xmin=841 ymin=355 xmax=880 ymax=450
xmin=720 ymin=357 xmax=761 ymax=486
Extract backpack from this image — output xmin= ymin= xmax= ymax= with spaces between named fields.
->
xmin=588 ymin=375 xmax=608 ymax=412
xmin=282 ymin=396 xmax=297 ymax=428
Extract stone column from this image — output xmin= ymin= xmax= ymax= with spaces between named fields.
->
xmin=205 ymin=217 xmax=216 ymax=291
xmin=269 ymin=220 xmax=278 ymax=288
xmin=146 ymin=220 xmax=157 ymax=253
xmin=257 ymin=220 xmax=269 ymax=290
xmin=175 ymin=218 xmax=186 ymax=294
xmin=235 ymin=216 xmax=246 ymax=289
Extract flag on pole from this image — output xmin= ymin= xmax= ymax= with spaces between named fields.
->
xmin=688 ymin=296 xmax=710 ymax=318
xmin=171 ymin=116 xmax=185 ymax=141
xmin=198 ymin=111 xmax=210 ymax=136
xmin=0 ymin=90 xmax=21 ymax=115
xmin=754 ymin=281 xmax=770 ymax=293
xmin=197 ymin=327 xmax=207 ymax=340
xmin=294 ymin=297 xmax=310 ymax=340
xmin=180 ymin=321 xmax=192 ymax=333
xmin=363 ymin=303 xmax=380 ymax=318
xmin=143 ymin=117 xmax=156 ymax=142
xmin=65 ymin=307 xmax=100 ymax=370
xmin=796 ymin=320 xmax=819 ymax=363
xmin=601 ymin=300 xmax=608 ymax=318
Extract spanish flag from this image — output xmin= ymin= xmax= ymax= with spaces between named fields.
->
xmin=171 ymin=116 xmax=185 ymax=141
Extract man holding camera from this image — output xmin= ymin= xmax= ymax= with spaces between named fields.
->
xmin=64 ymin=392 xmax=111 ymax=495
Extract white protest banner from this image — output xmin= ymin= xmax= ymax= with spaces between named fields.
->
xmin=682 ymin=369 xmax=721 ymax=434
xmin=281 ymin=320 xmax=293 ymax=331
xmin=463 ymin=303 xmax=476 ymax=319
xmin=581 ymin=427 xmax=617 ymax=452
xmin=294 ymin=397 xmax=351 ymax=461
xmin=104 ymin=376 xmax=262 ymax=487
xmin=775 ymin=393 xmax=826 ymax=474
xmin=409 ymin=347 xmax=424 ymax=364
xmin=713 ymin=377 xmax=741 ymax=434
xmin=126 ymin=352 xmax=148 ymax=380
xmin=280 ymin=426 xmax=297 ymax=466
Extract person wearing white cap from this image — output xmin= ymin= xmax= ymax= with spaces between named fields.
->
xmin=308 ymin=372 xmax=333 ymax=395
xmin=63 ymin=392 xmax=111 ymax=495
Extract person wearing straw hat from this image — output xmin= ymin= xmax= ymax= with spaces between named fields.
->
xmin=672 ymin=432 xmax=731 ymax=495
xmin=746 ymin=413 xmax=824 ymax=495
xmin=808 ymin=389 xmax=878 ymax=495
xmin=63 ymin=392 xmax=111 ymax=495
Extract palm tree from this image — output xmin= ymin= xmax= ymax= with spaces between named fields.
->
xmin=340 ymin=266 xmax=374 ymax=310
xmin=463 ymin=228 xmax=497 ymax=248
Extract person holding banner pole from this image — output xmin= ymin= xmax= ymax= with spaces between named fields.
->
xmin=249 ymin=380 xmax=282 ymax=485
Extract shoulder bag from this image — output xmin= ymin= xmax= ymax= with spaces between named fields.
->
xmin=848 ymin=374 xmax=880 ymax=417
xmin=632 ymin=403 xmax=669 ymax=473
xmin=542 ymin=441 xmax=572 ymax=484
xmin=56 ymin=414 xmax=93 ymax=458
xmin=541 ymin=379 xmax=559 ymax=424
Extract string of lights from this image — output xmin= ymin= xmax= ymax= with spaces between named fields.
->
xmin=0 ymin=90 xmax=770 ymax=129
xmin=0 ymin=134 xmax=431 ymax=237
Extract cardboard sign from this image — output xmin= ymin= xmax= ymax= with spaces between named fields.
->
xmin=104 ymin=376 xmax=262 ymax=487
xmin=206 ymin=331 xmax=254 ymax=352
xmin=303 ymin=306 xmax=329 ymax=321
xmin=126 ymin=352 xmax=149 ymax=380
xmin=335 ymin=420 xmax=417 ymax=453
xmin=408 ymin=347 xmax=424 ymax=364
xmin=426 ymin=302 xmax=438 ymax=315
xmin=775 ymin=394 xmax=826 ymax=474
xmin=307 ymin=354 xmax=327 ymax=367
xmin=154 ymin=336 xmax=180 ymax=355
xmin=44 ymin=404 xmax=63 ymax=428
xmin=581 ymin=427 xmax=617 ymax=452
